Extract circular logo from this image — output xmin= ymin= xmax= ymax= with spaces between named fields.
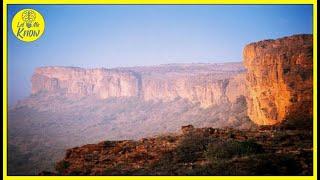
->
xmin=12 ymin=9 xmax=45 ymax=42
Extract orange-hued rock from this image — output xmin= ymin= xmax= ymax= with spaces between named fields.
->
xmin=50 ymin=126 xmax=312 ymax=175
xmin=243 ymin=34 xmax=313 ymax=125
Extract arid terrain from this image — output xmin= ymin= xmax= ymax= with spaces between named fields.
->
xmin=8 ymin=34 xmax=313 ymax=175
xmin=47 ymin=124 xmax=312 ymax=176
xmin=9 ymin=62 xmax=254 ymax=175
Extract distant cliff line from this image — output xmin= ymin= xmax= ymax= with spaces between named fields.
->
xmin=30 ymin=34 xmax=313 ymax=125
xmin=31 ymin=62 xmax=247 ymax=108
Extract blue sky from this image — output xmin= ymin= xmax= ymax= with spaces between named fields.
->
xmin=8 ymin=5 xmax=313 ymax=105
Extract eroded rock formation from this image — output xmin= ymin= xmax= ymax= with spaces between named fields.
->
xmin=31 ymin=63 xmax=247 ymax=108
xmin=32 ymin=67 xmax=140 ymax=99
xmin=10 ymin=63 xmax=250 ymax=175
xmin=243 ymin=34 xmax=313 ymax=125
xmin=10 ymin=35 xmax=314 ymax=176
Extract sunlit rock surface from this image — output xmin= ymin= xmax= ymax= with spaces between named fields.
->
xmin=243 ymin=34 xmax=313 ymax=125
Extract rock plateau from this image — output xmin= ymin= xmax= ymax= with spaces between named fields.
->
xmin=31 ymin=63 xmax=247 ymax=108
xmin=9 ymin=34 xmax=314 ymax=176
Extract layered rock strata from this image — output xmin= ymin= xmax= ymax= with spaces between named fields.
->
xmin=31 ymin=64 xmax=247 ymax=108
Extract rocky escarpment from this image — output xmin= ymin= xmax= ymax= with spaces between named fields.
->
xmin=32 ymin=67 xmax=141 ymax=99
xmin=31 ymin=63 xmax=246 ymax=108
xmin=244 ymin=34 xmax=313 ymax=125
xmin=10 ymin=35 xmax=314 ymax=176
xmin=11 ymin=63 xmax=253 ymax=175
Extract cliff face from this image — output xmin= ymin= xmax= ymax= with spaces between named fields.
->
xmin=226 ymin=73 xmax=247 ymax=104
xmin=31 ymin=63 xmax=246 ymax=108
xmin=141 ymin=75 xmax=230 ymax=108
xmin=29 ymin=35 xmax=313 ymax=125
xmin=11 ymin=35 xmax=314 ymax=176
xmin=32 ymin=67 xmax=140 ymax=99
xmin=243 ymin=34 xmax=313 ymax=125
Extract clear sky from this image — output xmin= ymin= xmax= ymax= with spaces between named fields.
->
xmin=8 ymin=5 xmax=313 ymax=105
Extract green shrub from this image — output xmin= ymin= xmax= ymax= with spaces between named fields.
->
xmin=55 ymin=160 xmax=70 ymax=174
xmin=206 ymin=139 xmax=263 ymax=161
xmin=148 ymin=151 xmax=179 ymax=175
xmin=68 ymin=168 xmax=83 ymax=175
xmin=176 ymin=133 xmax=214 ymax=162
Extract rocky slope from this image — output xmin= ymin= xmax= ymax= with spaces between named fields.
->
xmin=244 ymin=34 xmax=313 ymax=125
xmin=31 ymin=63 xmax=246 ymax=108
xmin=46 ymin=125 xmax=312 ymax=175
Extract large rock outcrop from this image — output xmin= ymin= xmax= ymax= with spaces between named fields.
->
xmin=31 ymin=63 xmax=247 ymax=108
xmin=243 ymin=34 xmax=313 ymax=125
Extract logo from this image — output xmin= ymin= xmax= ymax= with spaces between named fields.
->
xmin=12 ymin=9 xmax=45 ymax=42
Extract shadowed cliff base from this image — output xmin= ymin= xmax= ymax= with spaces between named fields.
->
xmin=8 ymin=94 xmax=253 ymax=175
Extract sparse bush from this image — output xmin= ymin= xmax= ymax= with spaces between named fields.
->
xmin=150 ymin=151 xmax=177 ymax=175
xmin=55 ymin=160 xmax=70 ymax=174
xmin=185 ymin=160 xmax=242 ymax=175
xmin=157 ymin=135 xmax=177 ymax=143
xmin=205 ymin=139 xmax=263 ymax=161
xmin=176 ymin=132 xmax=214 ymax=162
xmin=187 ymin=153 xmax=303 ymax=175
xmin=244 ymin=153 xmax=303 ymax=175
xmin=103 ymin=168 xmax=114 ymax=175
xmin=102 ymin=163 xmax=132 ymax=175
xmin=68 ymin=168 xmax=83 ymax=175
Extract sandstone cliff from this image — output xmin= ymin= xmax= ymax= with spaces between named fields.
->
xmin=10 ymin=63 xmax=251 ymax=175
xmin=31 ymin=63 xmax=246 ymax=108
xmin=10 ymin=35 xmax=314 ymax=176
xmin=32 ymin=67 xmax=140 ymax=99
xmin=243 ymin=34 xmax=313 ymax=125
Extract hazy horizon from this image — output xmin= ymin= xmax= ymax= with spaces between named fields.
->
xmin=8 ymin=5 xmax=313 ymax=104
xmin=31 ymin=61 xmax=243 ymax=69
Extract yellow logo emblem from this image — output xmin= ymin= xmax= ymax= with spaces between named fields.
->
xmin=12 ymin=9 xmax=45 ymax=42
